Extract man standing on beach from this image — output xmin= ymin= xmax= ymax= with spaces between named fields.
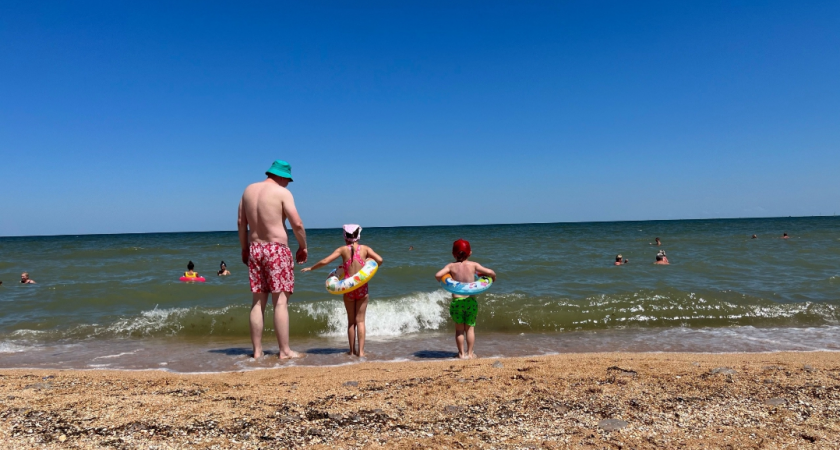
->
xmin=238 ymin=160 xmax=307 ymax=359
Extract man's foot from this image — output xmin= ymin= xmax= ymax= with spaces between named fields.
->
xmin=278 ymin=350 xmax=302 ymax=360
xmin=252 ymin=350 xmax=264 ymax=359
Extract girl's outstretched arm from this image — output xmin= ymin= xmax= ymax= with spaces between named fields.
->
xmin=474 ymin=263 xmax=496 ymax=281
xmin=434 ymin=264 xmax=452 ymax=282
xmin=301 ymin=248 xmax=343 ymax=273
xmin=364 ymin=246 xmax=384 ymax=265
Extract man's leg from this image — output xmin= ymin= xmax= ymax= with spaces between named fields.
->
xmin=455 ymin=323 xmax=466 ymax=359
xmin=272 ymin=291 xmax=299 ymax=359
xmin=354 ymin=295 xmax=369 ymax=357
xmin=249 ymin=293 xmax=269 ymax=358
xmin=343 ymin=296 xmax=356 ymax=355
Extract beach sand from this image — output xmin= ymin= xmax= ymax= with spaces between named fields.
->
xmin=1 ymin=352 xmax=838 ymax=449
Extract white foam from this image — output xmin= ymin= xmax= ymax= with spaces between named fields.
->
xmin=298 ymin=290 xmax=450 ymax=337
xmin=105 ymin=306 xmax=191 ymax=336
xmin=93 ymin=349 xmax=141 ymax=360
xmin=0 ymin=342 xmax=28 ymax=353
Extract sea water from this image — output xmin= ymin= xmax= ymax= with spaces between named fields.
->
xmin=1 ymin=217 xmax=838 ymax=372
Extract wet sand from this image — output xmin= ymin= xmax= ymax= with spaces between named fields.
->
xmin=1 ymin=352 xmax=838 ymax=449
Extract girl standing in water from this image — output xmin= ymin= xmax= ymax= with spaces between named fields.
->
xmin=301 ymin=225 xmax=383 ymax=356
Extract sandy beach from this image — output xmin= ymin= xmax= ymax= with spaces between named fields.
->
xmin=1 ymin=352 xmax=838 ymax=449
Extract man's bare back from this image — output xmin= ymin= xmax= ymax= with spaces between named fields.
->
xmin=238 ymin=176 xmax=307 ymax=265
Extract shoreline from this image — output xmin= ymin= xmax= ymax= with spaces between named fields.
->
xmin=2 ymin=351 xmax=838 ymax=449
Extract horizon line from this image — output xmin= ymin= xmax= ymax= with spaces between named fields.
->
xmin=1 ymin=214 xmax=836 ymax=239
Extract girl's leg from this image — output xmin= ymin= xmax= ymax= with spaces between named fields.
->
xmin=343 ymin=295 xmax=356 ymax=355
xmin=354 ymin=295 xmax=369 ymax=356
xmin=465 ymin=325 xmax=476 ymax=358
xmin=455 ymin=323 xmax=467 ymax=359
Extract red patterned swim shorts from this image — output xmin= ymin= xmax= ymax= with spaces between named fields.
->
xmin=248 ymin=242 xmax=294 ymax=293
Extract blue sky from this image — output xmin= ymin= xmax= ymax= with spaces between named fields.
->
xmin=1 ymin=1 xmax=839 ymax=236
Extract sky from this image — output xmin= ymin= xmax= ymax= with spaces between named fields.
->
xmin=1 ymin=1 xmax=839 ymax=236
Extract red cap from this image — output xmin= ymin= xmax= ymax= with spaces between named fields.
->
xmin=452 ymin=239 xmax=471 ymax=261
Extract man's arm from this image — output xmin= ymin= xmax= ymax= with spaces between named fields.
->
xmin=237 ymin=198 xmax=249 ymax=265
xmin=282 ymin=192 xmax=308 ymax=264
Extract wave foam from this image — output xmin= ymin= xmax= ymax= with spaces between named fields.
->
xmin=298 ymin=290 xmax=449 ymax=337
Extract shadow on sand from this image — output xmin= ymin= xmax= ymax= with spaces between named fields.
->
xmin=207 ymin=348 xmax=273 ymax=357
xmin=305 ymin=348 xmax=349 ymax=355
xmin=413 ymin=350 xmax=459 ymax=359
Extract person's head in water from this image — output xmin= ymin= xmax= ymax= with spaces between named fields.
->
xmin=656 ymin=254 xmax=665 ymax=261
xmin=453 ymin=239 xmax=471 ymax=262
xmin=220 ymin=261 xmax=226 ymax=270
xmin=187 ymin=261 xmax=195 ymax=271
xmin=783 ymin=232 xmax=789 ymax=238
xmin=21 ymin=273 xmax=30 ymax=283
xmin=752 ymin=234 xmax=758 ymax=239
xmin=343 ymin=224 xmax=362 ymax=243
xmin=615 ymin=254 xmax=623 ymax=265
xmin=655 ymin=237 xmax=661 ymax=245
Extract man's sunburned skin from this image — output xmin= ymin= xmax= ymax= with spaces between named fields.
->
xmin=238 ymin=174 xmax=307 ymax=360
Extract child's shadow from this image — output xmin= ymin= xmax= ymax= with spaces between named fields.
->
xmin=413 ymin=350 xmax=459 ymax=359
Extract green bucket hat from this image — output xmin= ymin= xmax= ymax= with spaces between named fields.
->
xmin=265 ymin=160 xmax=293 ymax=181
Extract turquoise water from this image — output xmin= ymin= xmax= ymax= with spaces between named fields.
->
xmin=1 ymin=217 xmax=839 ymax=372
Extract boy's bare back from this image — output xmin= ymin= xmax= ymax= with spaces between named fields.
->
xmin=448 ymin=261 xmax=481 ymax=283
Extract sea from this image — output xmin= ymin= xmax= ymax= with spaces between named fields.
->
xmin=1 ymin=217 xmax=839 ymax=373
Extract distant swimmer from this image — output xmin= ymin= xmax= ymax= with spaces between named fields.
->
xmin=650 ymin=237 xmax=662 ymax=246
xmin=654 ymin=251 xmax=669 ymax=265
xmin=409 ymin=246 xmax=414 ymax=251
xmin=614 ymin=254 xmax=628 ymax=265
xmin=752 ymin=234 xmax=758 ymax=239
xmin=20 ymin=273 xmax=36 ymax=284
xmin=183 ymin=261 xmax=200 ymax=279
xmin=217 ymin=261 xmax=230 ymax=276
xmin=782 ymin=233 xmax=790 ymax=239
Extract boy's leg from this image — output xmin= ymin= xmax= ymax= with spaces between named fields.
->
xmin=272 ymin=292 xmax=299 ymax=359
xmin=355 ymin=295 xmax=369 ymax=357
xmin=455 ymin=323 xmax=466 ymax=358
xmin=249 ymin=293 xmax=269 ymax=358
xmin=465 ymin=325 xmax=476 ymax=358
xmin=343 ymin=296 xmax=356 ymax=355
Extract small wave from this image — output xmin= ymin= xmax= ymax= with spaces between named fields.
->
xmin=298 ymin=290 xmax=450 ymax=337
xmin=0 ymin=342 xmax=28 ymax=353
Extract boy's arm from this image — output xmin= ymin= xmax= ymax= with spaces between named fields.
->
xmin=434 ymin=264 xmax=452 ymax=282
xmin=301 ymin=248 xmax=342 ymax=273
xmin=364 ymin=246 xmax=384 ymax=265
xmin=473 ymin=262 xmax=496 ymax=281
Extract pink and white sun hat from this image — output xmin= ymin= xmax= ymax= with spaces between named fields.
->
xmin=343 ymin=224 xmax=362 ymax=242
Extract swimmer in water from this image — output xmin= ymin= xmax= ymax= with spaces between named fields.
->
xmin=650 ymin=237 xmax=661 ymax=246
xmin=20 ymin=273 xmax=36 ymax=284
xmin=654 ymin=250 xmax=669 ymax=265
xmin=752 ymin=234 xmax=758 ymax=239
xmin=217 ymin=261 xmax=231 ymax=276
xmin=782 ymin=233 xmax=789 ymax=239
xmin=183 ymin=261 xmax=200 ymax=279
xmin=614 ymin=254 xmax=628 ymax=265
xmin=409 ymin=246 xmax=414 ymax=251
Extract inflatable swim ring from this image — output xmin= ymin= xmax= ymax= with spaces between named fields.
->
xmin=440 ymin=274 xmax=492 ymax=295
xmin=326 ymin=259 xmax=378 ymax=295
xmin=180 ymin=276 xmax=206 ymax=283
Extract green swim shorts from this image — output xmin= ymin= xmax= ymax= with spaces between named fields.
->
xmin=449 ymin=296 xmax=478 ymax=327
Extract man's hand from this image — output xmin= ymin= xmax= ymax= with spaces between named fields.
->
xmin=296 ymin=247 xmax=308 ymax=264
xmin=241 ymin=248 xmax=249 ymax=265
xmin=300 ymin=267 xmax=312 ymax=273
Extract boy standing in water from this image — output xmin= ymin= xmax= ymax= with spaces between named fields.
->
xmin=435 ymin=239 xmax=496 ymax=359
